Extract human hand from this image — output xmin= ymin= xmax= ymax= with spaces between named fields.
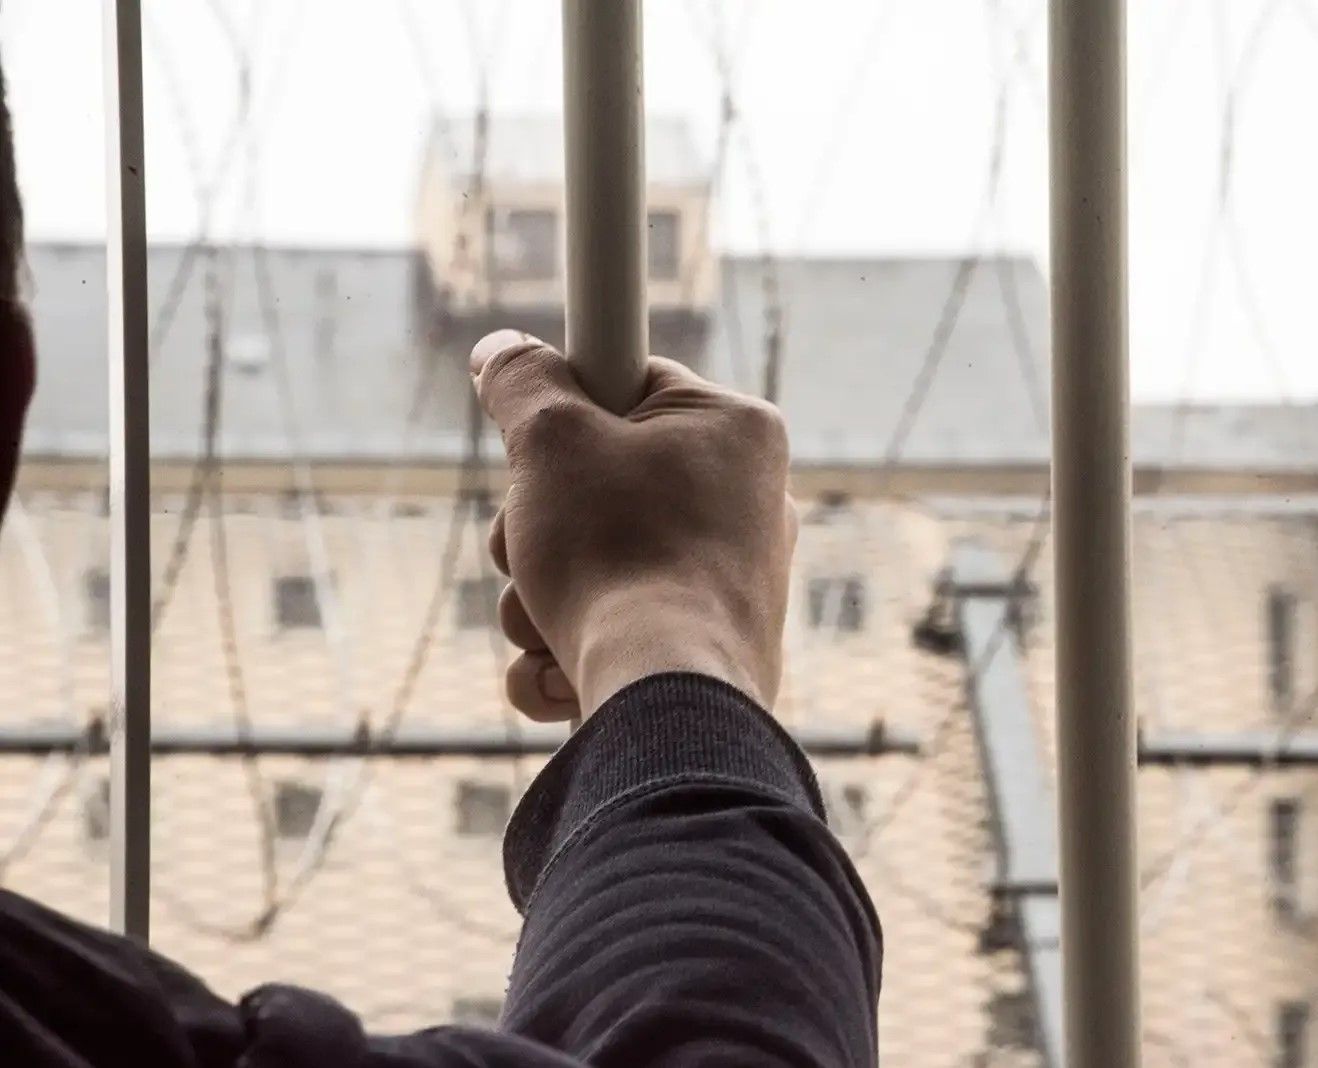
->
xmin=470 ymin=330 xmax=797 ymax=722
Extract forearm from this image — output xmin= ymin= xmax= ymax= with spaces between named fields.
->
xmin=501 ymin=673 xmax=882 ymax=1067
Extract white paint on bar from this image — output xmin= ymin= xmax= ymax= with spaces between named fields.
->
xmin=561 ymin=0 xmax=649 ymax=415
xmin=104 ymin=0 xmax=151 ymax=941
xmin=1049 ymin=0 xmax=1142 ymax=1064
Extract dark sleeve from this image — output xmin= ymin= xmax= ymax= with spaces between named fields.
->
xmin=500 ymin=673 xmax=883 ymax=1068
xmin=0 ymin=673 xmax=880 ymax=1068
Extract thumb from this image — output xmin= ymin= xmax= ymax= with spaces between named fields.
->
xmin=469 ymin=330 xmax=591 ymax=440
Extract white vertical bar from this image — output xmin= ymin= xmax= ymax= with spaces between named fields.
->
xmin=105 ymin=0 xmax=151 ymax=941
xmin=561 ymin=0 xmax=648 ymax=415
xmin=1049 ymin=0 xmax=1141 ymax=1064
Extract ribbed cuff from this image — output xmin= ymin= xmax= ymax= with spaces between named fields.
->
xmin=503 ymin=672 xmax=825 ymax=912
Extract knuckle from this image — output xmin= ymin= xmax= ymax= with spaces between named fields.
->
xmin=519 ymin=398 xmax=588 ymax=450
xmin=479 ymin=343 xmax=558 ymax=411
xmin=728 ymin=397 xmax=788 ymax=449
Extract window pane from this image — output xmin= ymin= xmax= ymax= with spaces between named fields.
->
xmin=807 ymin=575 xmax=868 ymax=632
xmin=1269 ymin=798 xmax=1299 ymax=918
xmin=83 ymin=567 xmax=111 ymax=633
xmin=1278 ymin=1001 xmax=1309 ymax=1068
xmin=275 ymin=576 xmax=322 ymax=630
xmin=452 ymin=997 xmax=502 ymax=1026
xmin=1267 ymin=586 xmax=1297 ymax=710
xmin=648 ymin=210 xmax=680 ymax=279
xmin=456 ymin=575 xmax=500 ymax=630
xmin=273 ymin=780 xmax=323 ymax=840
xmin=489 ymin=208 xmax=557 ymax=281
xmin=455 ymin=781 xmax=511 ymax=837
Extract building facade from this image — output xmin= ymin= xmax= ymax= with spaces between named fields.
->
xmin=2 ymin=117 xmax=1316 ymax=1064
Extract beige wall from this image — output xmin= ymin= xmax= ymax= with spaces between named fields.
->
xmin=417 ymin=164 xmax=717 ymax=312
xmin=1 ymin=490 xmax=1315 ymax=1064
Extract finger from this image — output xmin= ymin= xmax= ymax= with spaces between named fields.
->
xmin=487 ymin=507 xmax=509 ymax=576
xmin=470 ymin=331 xmax=592 ymax=439
xmin=643 ymin=354 xmax=713 ymax=394
xmin=506 ymin=651 xmax=581 ymax=723
xmin=469 ymin=329 xmax=539 ymax=376
xmin=498 ymin=583 xmax=546 ymax=652
xmin=630 ymin=355 xmax=732 ymax=421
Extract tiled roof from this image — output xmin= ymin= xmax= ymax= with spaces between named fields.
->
xmin=19 ymin=243 xmax=1318 ymax=470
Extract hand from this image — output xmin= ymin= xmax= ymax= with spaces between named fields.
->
xmin=470 ymin=330 xmax=797 ymax=722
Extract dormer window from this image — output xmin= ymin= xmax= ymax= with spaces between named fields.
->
xmin=647 ymin=209 xmax=680 ymax=279
xmin=489 ymin=208 xmax=557 ymax=281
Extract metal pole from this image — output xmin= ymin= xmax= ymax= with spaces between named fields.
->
xmin=105 ymin=0 xmax=151 ymax=941
xmin=1049 ymin=0 xmax=1140 ymax=1064
xmin=561 ymin=0 xmax=649 ymax=415
xmin=0 ymin=721 xmax=921 ymax=759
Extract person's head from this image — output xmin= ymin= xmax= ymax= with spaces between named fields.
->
xmin=0 ymin=54 xmax=36 ymax=524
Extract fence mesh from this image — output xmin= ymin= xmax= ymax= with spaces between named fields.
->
xmin=3 ymin=1 xmax=1317 ymax=1064
xmin=2 ymin=498 xmax=1315 ymax=1064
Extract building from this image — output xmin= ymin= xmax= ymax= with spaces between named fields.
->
xmin=2 ymin=116 xmax=1316 ymax=1065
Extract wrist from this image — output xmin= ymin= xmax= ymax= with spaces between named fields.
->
xmin=573 ymin=582 xmax=770 ymax=717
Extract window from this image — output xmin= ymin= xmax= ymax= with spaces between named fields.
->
xmin=804 ymin=491 xmax=852 ymax=525
xmin=83 ymin=777 xmax=110 ymax=842
xmin=489 ymin=208 xmax=557 ymax=280
xmin=824 ymin=782 xmax=869 ymax=836
xmin=841 ymin=784 xmax=868 ymax=819
xmin=455 ymin=781 xmax=511 ymax=836
xmin=452 ymin=997 xmax=502 ymax=1026
xmin=83 ymin=567 xmax=110 ymax=633
xmin=1277 ymin=1001 xmax=1309 ymax=1068
xmin=1269 ymin=798 xmax=1301 ymax=918
xmin=274 ymin=575 xmax=322 ymax=629
xmin=807 ymin=575 xmax=868 ymax=632
xmin=647 ymin=209 xmax=680 ymax=279
xmin=456 ymin=575 xmax=501 ymax=630
xmin=1267 ymin=586 xmax=1297 ymax=710
xmin=273 ymin=780 xmax=323 ymax=840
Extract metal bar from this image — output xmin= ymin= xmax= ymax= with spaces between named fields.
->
xmin=1049 ymin=0 xmax=1140 ymax=1063
xmin=561 ymin=0 xmax=649 ymax=415
xmin=104 ymin=0 xmax=151 ymax=942
xmin=1139 ymin=732 xmax=1318 ymax=767
xmin=0 ymin=721 xmax=920 ymax=759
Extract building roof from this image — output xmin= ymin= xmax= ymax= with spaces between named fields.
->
xmin=18 ymin=242 xmax=1318 ymax=471
xmin=428 ymin=113 xmax=707 ymax=188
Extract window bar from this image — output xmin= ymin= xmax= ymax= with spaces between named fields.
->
xmin=1049 ymin=0 xmax=1141 ymax=1064
xmin=561 ymin=0 xmax=648 ymax=731
xmin=104 ymin=0 xmax=151 ymax=941
xmin=561 ymin=0 xmax=649 ymax=414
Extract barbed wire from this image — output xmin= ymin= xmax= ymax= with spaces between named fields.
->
xmin=1168 ymin=0 xmax=1292 ymax=460
xmin=156 ymin=7 xmax=511 ymax=934
xmin=143 ymin=0 xmax=269 ymax=630
xmin=683 ymin=0 xmax=785 ymax=405
xmin=843 ymin=0 xmax=1052 ymax=864
xmin=2 ymin=12 xmax=1314 ymax=1049
xmin=853 ymin=513 xmax=1050 ymax=856
xmin=1139 ymin=677 xmax=1318 ymax=893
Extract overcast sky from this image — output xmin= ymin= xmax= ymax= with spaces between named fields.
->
xmin=3 ymin=0 xmax=1317 ymax=401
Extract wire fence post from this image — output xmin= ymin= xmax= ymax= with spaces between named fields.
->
xmin=561 ymin=0 xmax=649 ymax=414
xmin=1049 ymin=0 xmax=1141 ymax=1063
xmin=105 ymin=0 xmax=151 ymax=941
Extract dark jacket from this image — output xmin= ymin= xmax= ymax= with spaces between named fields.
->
xmin=1 ymin=674 xmax=882 ymax=1066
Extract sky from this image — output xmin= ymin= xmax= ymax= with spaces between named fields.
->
xmin=2 ymin=0 xmax=1317 ymax=402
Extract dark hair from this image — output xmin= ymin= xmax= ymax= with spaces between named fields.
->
xmin=0 ymin=53 xmax=25 ymax=307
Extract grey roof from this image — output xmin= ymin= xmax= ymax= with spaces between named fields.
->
xmin=715 ymin=256 xmax=1052 ymax=464
xmin=18 ymin=242 xmax=1318 ymax=471
xmin=430 ymin=113 xmax=707 ymax=187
